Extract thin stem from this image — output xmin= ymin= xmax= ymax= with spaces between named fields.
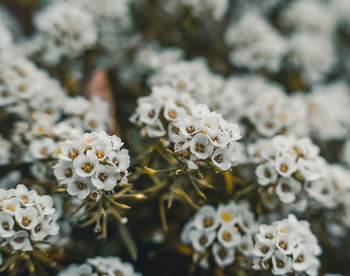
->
xmin=159 ymin=195 xmax=169 ymax=231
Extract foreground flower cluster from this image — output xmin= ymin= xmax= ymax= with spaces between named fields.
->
xmin=54 ymin=131 xmax=130 ymax=200
xmin=0 ymin=185 xmax=59 ymax=251
xmin=131 ymin=86 xmax=241 ymax=171
xmin=181 ymin=201 xmax=257 ymax=268
xmin=252 ymin=214 xmax=321 ymax=275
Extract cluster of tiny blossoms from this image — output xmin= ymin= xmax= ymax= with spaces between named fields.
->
xmin=181 ymin=201 xmax=257 ymax=268
xmin=253 ymin=214 xmax=321 ymax=276
xmin=224 ymin=12 xmax=287 ymax=73
xmin=0 ymin=184 xmax=59 ymax=251
xmin=248 ymin=135 xmax=331 ymax=209
xmin=58 ymin=256 xmax=141 ymax=276
xmin=148 ymin=58 xmax=225 ymax=113
xmin=54 ymin=131 xmax=130 ymax=200
xmin=130 ymin=86 xmax=241 ymax=171
xmin=31 ymin=1 xmax=97 ymax=65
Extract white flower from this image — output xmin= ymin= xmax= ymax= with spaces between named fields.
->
xmin=2 ymin=198 xmax=18 ymax=216
xmin=14 ymin=184 xmax=37 ymax=205
xmin=9 ymin=230 xmax=32 ymax=251
xmin=189 ymin=228 xmax=216 ymax=253
xmin=211 ymin=148 xmax=232 ymax=171
xmin=36 ymin=195 xmax=55 ymax=216
xmin=54 ymin=161 xmax=76 ymax=184
xmin=275 ymin=154 xmax=297 ymax=177
xmin=189 ymin=133 xmax=214 ymax=160
xmin=255 ymin=163 xmax=278 ymax=186
xmin=73 ymin=151 xmax=99 ymax=177
xmin=67 ymin=177 xmax=92 ymax=200
xmin=91 ymin=141 xmax=110 ymax=161
xmin=216 ymin=202 xmax=238 ymax=225
xmin=29 ymin=137 xmax=56 ymax=159
xmin=305 ymin=178 xmax=336 ymax=208
xmin=192 ymin=205 xmax=220 ymax=232
xmin=256 ymin=224 xmax=278 ymax=244
xmin=297 ymin=158 xmax=325 ymax=182
xmin=253 ymin=239 xmax=274 ymax=259
xmin=292 ymin=244 xmax=318 ymax=272
xmin=0 ymin=213 xmax=15 ymax=238
xmin=91 ymin=165 xmax=117 ymax=190
xmin=275 ymin=177 xmax=301 ymax=204
xmin=108 ymin=149 xmax=130 ymax=173
xmin=15 ymin=206 xmax=39 ymax=230
xmin=217 ymin=225 xmax=241 ymax=248
xmin=274 ymin=232 xmax=297 ymax=255
xmin=212 ymin=242 xmax=235 ymax=267
xmin=271 ymin=250 xmax=293 ymax=275
xmin=59 ymin=140 xmax=85 ymax=161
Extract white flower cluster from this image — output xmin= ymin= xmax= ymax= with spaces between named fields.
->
xmin=248 ymin=135 xmax=333 ymax=208
xmin=252 ymin=214 xmax=321 ymax=276
xmin=287 ymin=32 xmax=336 ymax=85
xmin=224 ymin=12 xmax=287 ymax=72
xmin=181 ymin=201 xmax=258 ymax=267
xmin=58 ymin=256 xmax=141 ymax=276
xmin=0 ymin=54 xmax=66 ymax=118
xmin=32 ymin=1 xmax=97 ymax=65
xmin=279 ymin=0 xmax=335 ymax=35
xmin=130 ymin=85 xmax=197 ymax=137
xmin=150 ymin=63 xmax=311 ymax=139
xmin=148 ymin=58 xmax=225 ymax=108
xmin=130 ymin=86 xmax=241 ymax=171
xmin=307 ymin=82 xmax=350 ymax=141
xmin=54 ymin=131 xmax=130 ymax=200
xmin=25 ymin=0 xmax=135 ymax=68
xmin=6 ymin=94 xmax=110 ymax=169
xmin=0 ymin=184 xmax=59 ymax=251
xmin=324 ymin=165 xmax=350 ymax=232
xmin=245 ymin=84 xmax=305 ymax=138
xmin=0 ymin=49 xmax=110 ymax=165
xmin=133 ymin=43 xmax=184 ymax=78
xmin=68 ymin=0 xmax=136 ymax=68
xmin=161 ymin=0 xmax=228 ymax=21
xmin=0 ymin=135 xmax=11 ymax=166
xmin=0 ymin=33 xmax=111 ymax=171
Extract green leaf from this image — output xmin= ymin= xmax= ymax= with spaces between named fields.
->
xmin=118 ymin=223 xmax=138 ymax=261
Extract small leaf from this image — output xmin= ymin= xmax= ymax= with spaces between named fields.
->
xmin=118 ymin=223 xmax=138 ymax=261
